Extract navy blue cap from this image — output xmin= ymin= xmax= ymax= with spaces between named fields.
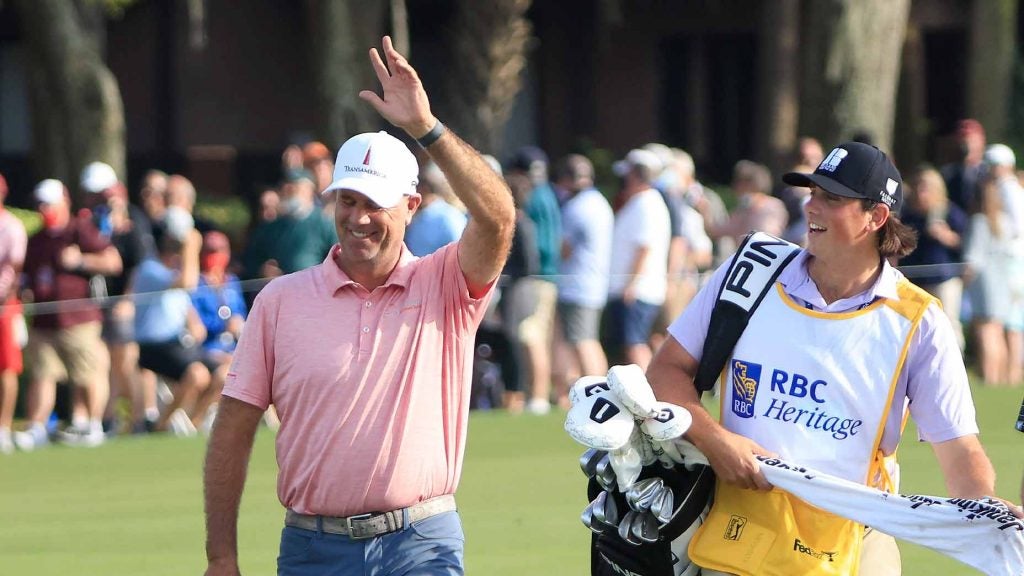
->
xmin=783 ymin=141 xmax=903 ymax=215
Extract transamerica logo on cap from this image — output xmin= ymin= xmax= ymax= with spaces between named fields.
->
xmin=363 ymin=147 xmax=372 ymax=165
xmin=819 ymin=148 xmax=848 ymax=173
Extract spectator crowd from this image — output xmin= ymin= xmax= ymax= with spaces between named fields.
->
xmin=1 ymin=117 xmax=1023 ymax=454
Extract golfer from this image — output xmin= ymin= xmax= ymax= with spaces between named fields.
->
xmin=647 ymin=141 xmax=1022 ymax=576
xmin=203 ymin=36 xmax=515 ymax=576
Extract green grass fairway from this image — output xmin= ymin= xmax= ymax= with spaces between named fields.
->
xmin=1 ymin=384 xmax=1021 ymax=575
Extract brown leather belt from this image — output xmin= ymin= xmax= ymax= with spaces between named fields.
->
xmin=284 ymin=494 xmax=457 ymax=539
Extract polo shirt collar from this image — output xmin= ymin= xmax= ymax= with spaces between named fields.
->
xmin=319 ymin=244 xmax=419 ymax=293
xmin=779 ymin=250 xmax=902 ymax=309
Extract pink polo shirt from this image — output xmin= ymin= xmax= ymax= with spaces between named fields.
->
xmin=224 ymin=242 xmax=495 ymax=516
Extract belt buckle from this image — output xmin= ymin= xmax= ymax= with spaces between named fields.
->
xmin=345 ymin=513 xmax=375 ymax=539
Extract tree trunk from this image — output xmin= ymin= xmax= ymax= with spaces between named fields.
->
xmin=15 ymin=0 xmax=125 ymax=203
xmin=967 ymin=0 xmax=1018 ymax=142
xmin=755 ymin=0 xmax=800 ymax=176
xmin=894 ymin=24 xmax=928 ymax=170
xmin=308 ymin=0 xmax=389 ymax=147
xmin=443 ymin=0 xmax=533 ymax=153
xmin=799 ymin=0 xmax=910 ymax=152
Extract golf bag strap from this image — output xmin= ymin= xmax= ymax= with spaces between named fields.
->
xmin=694 ymin=231 xmax=800 ymax=392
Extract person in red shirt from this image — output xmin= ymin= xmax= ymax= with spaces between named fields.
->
xmin=16 ymin=179 xmax=122 ymax=450
xmin=0 ymin=173 xmax=27 ymax=454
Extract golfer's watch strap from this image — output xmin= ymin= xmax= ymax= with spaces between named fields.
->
xmin=416 ymin=120 xmax=446 ymax=148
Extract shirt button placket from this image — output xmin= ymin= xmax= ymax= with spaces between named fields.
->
xmin=359 ymin=299 xmax=372 ymax=353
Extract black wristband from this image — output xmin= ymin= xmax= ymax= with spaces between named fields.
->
xmin=416 ymin=120 xmax=446 ymax=148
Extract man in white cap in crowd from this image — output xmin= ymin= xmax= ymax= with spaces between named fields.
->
xmin=203 ymin=36 xmax=515 ymax=576
xmin=80 ymin=161 xmax=155 ymax=433
xmin=605 ymin=148 xmax=671 ymax=371
xmin=17 ymin=179 xmax=122 ymax=450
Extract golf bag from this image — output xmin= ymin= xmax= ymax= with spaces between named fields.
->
xmin=589 ymin=232 xmax=799 ymax=576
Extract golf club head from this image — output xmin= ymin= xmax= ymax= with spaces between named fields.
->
xmin=651 ymin=486 xmax=675 ymax=524
xmin=633 ymin=511 xmax=661 ymax=544
xmin=579 ymin=448 xmax=606 ymax=478
xmin=568 ymin=375 xmax=611 ymax=406
xmin=607 ymin=364 xmax=659 ymax=418
xmin=581 ymin=501 xmax=604 ymax=533
xmin=594 ymin=490 xmax=620 ymax=528
xmin=595 ymin=453 xmax=617 ymax=491
xmin=617 ymin=510 xmax=643 ymax=546
xmin=635 ymin=480 xmax=664 ymax=512
xmin=591 ymin=490 xmax=609 ymax=524
xmin=624 ymin=477 xmax=656 ymax=507
xmin=626 ymin=477 xmax=664 ymax=512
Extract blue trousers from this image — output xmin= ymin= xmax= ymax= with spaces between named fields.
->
xmin=277 ymin=510 xmax=465 ymax=576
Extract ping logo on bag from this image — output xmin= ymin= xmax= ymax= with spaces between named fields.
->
xmin=731 ymin=359 xmax=761 ymax=418
xmin=724 ymin=515 xmax=747 ymax=541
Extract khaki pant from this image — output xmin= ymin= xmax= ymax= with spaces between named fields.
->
xmin=700 ymin=528 xmax=901 ymax=575
xmin=25 ymin=322 xmax=110 ymax=388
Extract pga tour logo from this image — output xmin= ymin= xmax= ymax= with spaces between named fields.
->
xmin=818 ymin=148 xmax=848 ymax=172
xmin=731 ymin=359 xmax=761 ymax=419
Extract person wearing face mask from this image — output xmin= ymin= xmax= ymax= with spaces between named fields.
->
xmin=80 ymin=161 xmax=155 ymax=435
xmin=242 ymin=168 xmax=337 ymax=291
xmin=190 ymin=231 xmax=246 ymax=431
xmin=17 ymin=179 xmax=122 ymax=450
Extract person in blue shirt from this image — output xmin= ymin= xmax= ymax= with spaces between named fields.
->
xmin=132 ymin=208 xmax=213 ymax=435
xmin=192 ymin=232 xmax=247 ymax=366
xmin=404 ymin=161 xmax=467 ymax=256
xmin=191 ymin=231 xmax=247 ymax=432
xmin=506 ymin=146 xmax=562 ymax=414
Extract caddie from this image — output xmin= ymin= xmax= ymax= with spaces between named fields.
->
xmin=647 ymin=141 xmax=1023 ymax=576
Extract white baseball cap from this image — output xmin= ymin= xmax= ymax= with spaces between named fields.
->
xmin=322 ymin=131 xmax=420 ymax=208
xmin=613 ymin=148 xmax=663 ymax=177
xmin=80 ymin=161 xmax=119 ymax=193
xmin=983 ymin=143 xmax=1016 ymax=167
xmin=34 ymin=179 xmax=65 ymax=205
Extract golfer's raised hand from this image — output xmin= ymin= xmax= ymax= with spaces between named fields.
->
xmin=359 ymin=36 xmax=436 ymax=139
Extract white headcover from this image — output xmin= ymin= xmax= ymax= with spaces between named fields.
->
xmin=565 ymin=390 xmax=636 ymax=451
xmin=641 ymin=402 xmax=693 ymax=441
xmin=568 ymin=375 xmax=613 ymax=406
xmin=607 ymin=364 xmax=659 ymax=418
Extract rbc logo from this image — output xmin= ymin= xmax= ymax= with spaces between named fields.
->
xmin=731 ymin=359 xmax=761 ymax=419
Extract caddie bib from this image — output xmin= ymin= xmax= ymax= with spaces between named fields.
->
xmin=689 ymin=280 xmax=933 ymax=575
